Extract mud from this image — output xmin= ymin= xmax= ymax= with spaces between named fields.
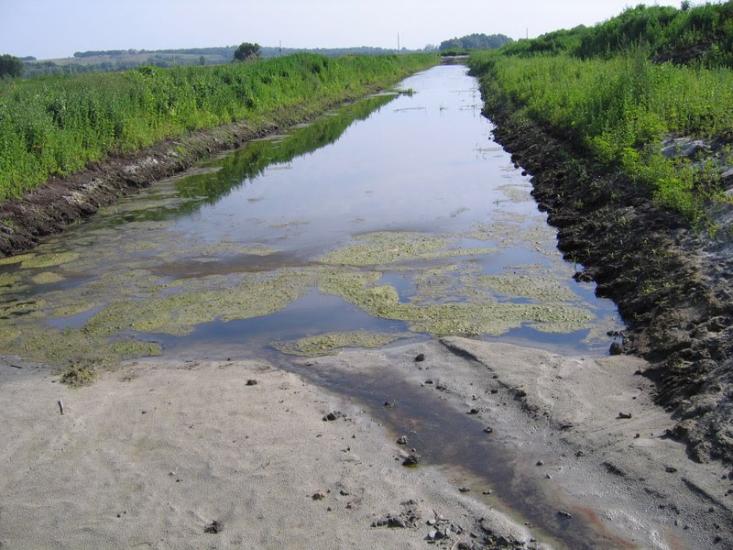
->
xmin=475 ymin=75 xmax=733 ymax=463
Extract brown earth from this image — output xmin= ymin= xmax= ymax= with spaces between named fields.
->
xmin=476 ymin=79 xmax=733 ymax=464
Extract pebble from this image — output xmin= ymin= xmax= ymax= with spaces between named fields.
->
xmin=557 ymin=510 xmax=572 ymax=519
xmin=483 ymin=426 xmax=494 ymax=434
xmin=459 ymin=486 xmax=470 ymax=492
xmin=312 ymin=492 xmax=326 ymax=501
xmin=397 ymin=435 xmax=408 ymax=445
xmin=246 ymin=379 xmax=258 ymax=386
xmin=415 ymin=353 xmax=426 ymax=362
xmin=665 ymin=466 xmax=678 ymax=473
xmin=536 ymin=460 xmax=544 ymax=466
xmin=322 ymin=411 xmax=343 ymax=422
xmin=403 ymin=453 xmax=420 ymax=467
xmin=204 ymin=520 xmax=223 ymax=534
xmin=468 ymin=408 xmax=480 ymax=415
xmin=617 ymin=412 xmax=633 ymax=419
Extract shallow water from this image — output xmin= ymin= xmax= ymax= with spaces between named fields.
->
xmin=0 ymin=65 xmax=622 ymax=366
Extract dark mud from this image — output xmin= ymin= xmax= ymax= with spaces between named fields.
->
xmin=475 ymin=77 xmax=733 ymax=464
xmin=0 ymin=89 xmax=402 ymax=258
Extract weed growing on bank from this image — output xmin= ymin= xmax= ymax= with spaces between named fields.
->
xmin=0 ymin=53 xmax=436 ymax=201
xmin=469 ymin=51 xmax=733 ymax=218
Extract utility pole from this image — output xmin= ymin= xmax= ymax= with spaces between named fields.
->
xmin=397 ymin=32 xmax=401 ymax=52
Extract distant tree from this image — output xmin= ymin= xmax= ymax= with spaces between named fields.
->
xmin=233 ymin=42 xmax=261 ymax=61
xmin=681 ymin=1 xmax=691 ymax=11
xmin=439 ymin=33 xmax=513 ymax=51
xmin=199 ymin=55 xmax=206 ymax=65
xmin=0 ymin=54 xmax=23 ymax=77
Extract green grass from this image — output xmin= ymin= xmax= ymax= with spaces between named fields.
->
xmin=469 ymin=51 xmax=733 ymax=218
xmin=0 ymin=53 xmax=436 ymax=201
xmin=501 ymin=2 xmax=733 ymax=68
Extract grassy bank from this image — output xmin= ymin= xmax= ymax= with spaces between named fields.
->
xmin=469 ymin=52 xmax=733 ymax=217
xmin=0 ymin=53 xmax=436 ymax=201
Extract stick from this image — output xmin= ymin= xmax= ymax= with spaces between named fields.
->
xmin=57 ymin=400 xmax=64 ymax=415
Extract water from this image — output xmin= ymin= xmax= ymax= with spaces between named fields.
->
xmin=0 ymin=65 xmax=621 ymax=361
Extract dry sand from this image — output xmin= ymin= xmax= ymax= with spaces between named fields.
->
xmin=1 ymin=338 xmax=732 ymax=548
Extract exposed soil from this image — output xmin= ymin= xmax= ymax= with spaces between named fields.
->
xmin=0 ymin=91 xmax=394 ymax=258
xmin=477 ymin=80 xmax=733 ymax=464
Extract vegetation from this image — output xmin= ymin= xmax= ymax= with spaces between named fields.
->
xmin=501 ymin=2 xmax=733 ymax=68
xmin=0 ymin=53 xmax=436 ymax=201
xmin=470 ymin=2 xmax=733 ymax=219
xmin=0 ymin=54 xmax=23 ymax=78
xmin=234 ymin=42 xmax=261 ymax=62
xmin=439 ymin=33 xmax=513 ymax=52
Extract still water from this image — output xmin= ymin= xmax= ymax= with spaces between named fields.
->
xmin=0 ymin=65 xmax=621 ymax=366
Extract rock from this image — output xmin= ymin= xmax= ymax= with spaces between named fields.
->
xmin=403 ymin=453 xmax=420 ymax=467
xmin=425 ymin=379 xmax=434 ymax=385
xmin=311 ymin=491 xmax=326 ymax=501
xmin=467 ymin=408 xmax=480 ymax=415
xmin=384 ymin=400 xmax=396 ymax=408
xmin=322 ymin=411 xmax=343 ymax=421
xmin=397 ymin=435 xmax=408 ymax=446
xmin=609 ymin=341 xmax=623 ymax=355
xmin=665 ymin=465 xmax=678 ymax=473
xmin=459 ymin=487 xmax=470 ymax=493
xmin=617 ymin=412 xmax=633 ymax=419
xmin=427 ymin=519 xmax=436 ymax=526
xmin=414 ymin=353 xmax=426 ymax=362
xmin=536 ymin=460 xmax=544 ymax=466
xmin=204 ymin=520 xmax=223 ymax=534
xmin=427 ymin=529 xmax=438 ymax=540
xmin=557 ymin=510 xmax=573 ymax=519
xmin=483 ymin=426 xmax=494 ymax=434
xmin=245 ymin=379 xmax=258 ymax=386
xmin=436 ymin=383 xmax=448 ymax=391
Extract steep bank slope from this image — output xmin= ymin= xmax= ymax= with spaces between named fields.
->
xmin=469 ymin=60 xmax=733 ymax=464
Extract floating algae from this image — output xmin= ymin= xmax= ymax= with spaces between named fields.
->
xmin=0 ymin=272 xmax=20 ymax=287
xmin=0 ymin=254 xmax=34 ymax=266
xmin=273 ymin=331 xmax=408 ymax=356
xmin=31 ymin=272 xmax=65 ymax=285
xmin=319 ymin=231 xmax=494 ymax=267
xmin=84 ymin=270 xmax=315 ymax=337
xmin=21 ymin=252 xmax=79 ymax=269
xmin=471 ymin=273 xmax=579 ymax=303
xmin=317 ymin=268 xmax=593 ymax=337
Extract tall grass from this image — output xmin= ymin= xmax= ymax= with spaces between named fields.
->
xmin=0 ymin=53 xmax=436 ymax=201
xmin=469 ymin=51 xmax=733 ymax=217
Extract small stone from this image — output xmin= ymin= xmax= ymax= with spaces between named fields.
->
xmin=403 ymin=453 xmax=420 ymax=467
xmin=536 ymin=460 xmax=544 ymax=466
xmin=483 ymin=426 xmax=493 ymax=434
xmin=665 ymin=466 xmax=678 ymax=473
xmin=467 ymin=408 xmax=480 ymax=415
xmin=322 ymin=411 xmax=343 ymax=422
xmin=312 ymin=492 xmax=326 ymax=501
xmin=557 ymin=510 xmax=572 ymax=519
xmin=397 ymin=435 xmax=408 ymax=446
xmin=384 ymin=400 xmax=396 ymax=408
xmin=609 ymin=342 xmax=623 ymax=355
xmin=459 ymin=487 xmax=470 ymax=493
xmin=617 ymin=412 xmax=633 ymax=419
xmin=425 ymin=379 xmax=434 ymax=385
xmin=204 ymin=520 xmax=223 ymax=534
xmin=246 ymin=379 xmax=258 ymax=386
xmin=427 ymin=519 xmax=436 ymax=526
xmin=428 ymin=529 xmax=438 ymax=540
xmin=415 ymin=353 xmax=426 ymax=362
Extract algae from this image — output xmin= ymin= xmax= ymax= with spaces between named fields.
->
xmin=319 ymin=231 xmax=494 ymax=267
xmin=472 ymin=274 xmax=579 ymax=303
xmin=21 ymin=252 xmax=80 ymax=269
xmin=59 ymin=362 xmax=97 ymax=387
xmin=0 ymin=272 xmax=20 ymax=287
xmin=0 ymin=254 xmax=34 ymax=266
xmin=274 ymin=331 xmax=408 ymax=356
xmin=31 ymin=272 xmax=65 ymax=285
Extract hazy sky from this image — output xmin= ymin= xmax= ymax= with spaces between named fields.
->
xmin=1 ymin=0 xmax=681 ymax=59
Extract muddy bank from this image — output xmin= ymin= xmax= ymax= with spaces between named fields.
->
xmin=475 ymin=78 xmax=733 ymax=464
xmin=0 ymin=88 xmax=403 ymax=258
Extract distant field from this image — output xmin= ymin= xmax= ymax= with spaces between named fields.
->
xmin=0 ymin=53 xmax=437 ymax=201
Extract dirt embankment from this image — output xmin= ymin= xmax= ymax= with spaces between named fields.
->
xmin=0 ymin=91 xmax=392 ymax=258
xmin=476 ymin=82 xmax=733 ymax=464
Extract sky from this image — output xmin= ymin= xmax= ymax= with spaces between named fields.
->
xmin=1 ymin=0 xmax=682 ymax=60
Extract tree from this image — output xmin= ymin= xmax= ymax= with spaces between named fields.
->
xmin=233 ymin=42 xmax=261 ymax=62
xmin=0 ymin=54 xmax=23 ymax=78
